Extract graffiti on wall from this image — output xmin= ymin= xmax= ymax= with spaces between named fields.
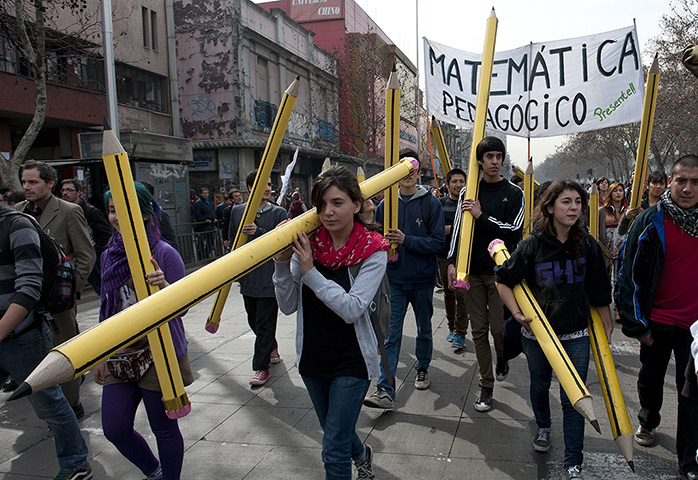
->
xmin=316 ymin=120 xmax=335 ymax=142
xmin=149 ymin=164 xmax=185 ymax=181
xmin=187 ymin=95 xmax=219 ymax=121
xmin=287 ymin=110 xmax=312 ymax=140
xmin=253 ymin=100 xmax=278 ymax=130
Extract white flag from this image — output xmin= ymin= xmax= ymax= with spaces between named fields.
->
xmin=278 ymin=147 xmax=299 ymax=202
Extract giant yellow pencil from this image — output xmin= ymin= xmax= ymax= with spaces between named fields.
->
xmin=357 ymin=166 xmax=365 ymax=183
xmin=322 ymin=158 xmax=331 ymax=171
xmin=513 ymin=165 xmax=540 ymax=189
xmin=489 ymin=240 xmax=600 ymax=432
xmin=629 ymin=55 xmax=659 ymax=210
xmin=430 ymin=115 xmax=452 ymax=176
xmin=101 ymin=124 xmax=190 ymax=418
xmin=9 ymin=159 xmax=419 ymax=400
xmin=523 ymin=159 xmax=534 ymax=239
xmin=589 ymin=183 xmax=599 ymax=241
xmin=588 ymin=307 xmax=634 ymax=471
xmin=206 ymin=77 xmax=300 ymax=333
xmin=384 ymin=66 xmax=400 ymax=261
xmin=453 ymin=8 xmax=498 ymax=290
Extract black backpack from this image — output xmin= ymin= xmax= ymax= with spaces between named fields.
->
xmin=349 ymin=264 xmax=394 ymax=387
xmin=0 ymin=211 xmax=76 ymax=314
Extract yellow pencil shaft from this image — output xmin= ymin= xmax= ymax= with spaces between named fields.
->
xmin=589 ymin=193 xmax=599 ymax=241
xmin=589 ymin=307 xmax=633 ymax=439
xmin=491 ymin=244 xmax=591 ymax=406
xmin=523 ymin=173 xmax=534 ymax=239
xmin=103 ymin=152 xmax=187 ymax=407
xmin=455 ymin=12 xmax=498 ymax=282
xmin=54 ymin=160 xmax=416 ymax=376
xmin=630 ymin=70 xmax=659 ymax=209
xmin=384 ymin=80 xmax=400 ymax=257
xmin=430 ymin=121 xmax=452 ymax=175
xmin=207 ymin=80 xmax=300 ymax=331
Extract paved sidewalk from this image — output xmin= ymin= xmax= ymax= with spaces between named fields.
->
xmin=0 ymin=283 xmax=685 ymax=479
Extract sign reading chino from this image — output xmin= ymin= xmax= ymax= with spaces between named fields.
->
xmin=424 ymin=26 xmax=645 ymax=138
xmin=290 ymin=0 xmax=343 ymax=22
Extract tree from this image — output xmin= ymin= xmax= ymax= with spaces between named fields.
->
xmin=0 ymin=0 xmax=97 ymax=190
xmin=333 ymin=32 xmax=419 ymax=173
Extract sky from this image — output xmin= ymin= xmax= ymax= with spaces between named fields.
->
xmin=352 ymin=0 xmax=673 ymax=168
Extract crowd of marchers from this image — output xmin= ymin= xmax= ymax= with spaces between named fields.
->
xmin=1 ymin=146 xmax=697 ymax=480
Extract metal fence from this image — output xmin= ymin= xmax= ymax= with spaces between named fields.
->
xmin=174 ymin=224 xmax=227 ymax=266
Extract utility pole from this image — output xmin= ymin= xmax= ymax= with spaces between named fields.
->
xmin=101 ymin=0 xmax=119 ymax=137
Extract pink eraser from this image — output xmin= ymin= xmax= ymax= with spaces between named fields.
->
xmin=387 ymin=254 xmax=399 ymax=262
xmin=166 ymin=403 xmax=192 ymax=419
xmin=407 ymin=157 xmax=420 ymax=172
xmin=488 ymin=239 xmax=505 ymax=256
xmin=452 ymin=279 xmax=470 ymax=291
xmin=205 ymin=323 xmax=219 ymax=334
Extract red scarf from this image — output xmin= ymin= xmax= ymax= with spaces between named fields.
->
xmin=311 ymin=222 xmax=389 ymax=269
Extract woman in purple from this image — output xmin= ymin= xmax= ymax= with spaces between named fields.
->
xmin=93 ymin=183 xmax=193 ymax=480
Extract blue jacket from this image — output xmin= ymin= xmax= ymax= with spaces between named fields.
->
xmin=617 ymin=204 xmax=665 ymax=339
xmin=376 ymin=186 xmax=445 ymax=288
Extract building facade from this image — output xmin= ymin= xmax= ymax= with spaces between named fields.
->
xmin=0 ymin=0 xmax=192 ymax=228
xmin=258 ymin=0 xmax=421 ymax=179
xmin=175 ymin=0 xmax=341 ymax=205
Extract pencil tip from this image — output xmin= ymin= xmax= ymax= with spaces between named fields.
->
xmin=103 ymin=116 xmax=112 ymax=131
xmin=591 ymin=420 xmax=601 ymax=434
xmin=8 ymin=382 xmax=32 ymax=401
xmin=628 ymin=461 xmax=635 ymax=473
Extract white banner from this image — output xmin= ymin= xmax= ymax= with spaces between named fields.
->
xmin=424 ymin=26 xmax=645 ymax=138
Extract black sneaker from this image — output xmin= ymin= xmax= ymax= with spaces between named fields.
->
xmin=566 ymin=465 xmax=582 ymax=479
xmin=474 ymin=386 xmax=493 ymax=412
xmin=634 ymin=425 xmax=656 ymax=446
xmin=414 ymin=368 xmax=430 ymax=390
xmin=355 ymin=444 xmax=375 ymax=479
xmin=54 ymin=463 xmax=93 ymax=480
xmin=495 ymin=356 xmax=509 ymax=381
xmin=533 ymin=427 xmax=551 ymax=452
xmin=2 ymin=377 xmax=19 ymax=392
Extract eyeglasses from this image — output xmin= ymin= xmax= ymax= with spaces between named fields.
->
xmin=61 ymin=188 xmax=76 ymax=192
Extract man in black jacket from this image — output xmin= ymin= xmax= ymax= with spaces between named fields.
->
xmin=61 ymin=179 xmax=111 ymax=295
xmin=193 ymin=187 xmax=217 ymax=258
xmin=447 ymin=137 xmax=524 ymax=412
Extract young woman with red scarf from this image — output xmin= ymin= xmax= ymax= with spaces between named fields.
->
xmin=273 ymin=167 xmax=388 ymax=480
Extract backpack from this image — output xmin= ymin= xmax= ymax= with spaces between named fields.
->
xmin=0 ymin=211 xmax=76 ymax=314
xmin=349 ymin=264 xmax=394 ymax=387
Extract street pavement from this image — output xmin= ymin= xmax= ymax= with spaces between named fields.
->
xmin=0 ymin=282 xmax=685 ymax=479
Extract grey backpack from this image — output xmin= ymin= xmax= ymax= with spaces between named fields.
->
xmin=349 ymin=264 xmax=393 ymax=387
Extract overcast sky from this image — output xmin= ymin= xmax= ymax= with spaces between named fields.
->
xmin=352 ymin=0 xmax=672 ymax=168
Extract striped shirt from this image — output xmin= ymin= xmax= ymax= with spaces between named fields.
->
xmin=0 ymin=206 xmax=43 ymax=333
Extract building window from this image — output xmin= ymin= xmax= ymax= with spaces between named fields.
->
xmin=142 ymin=6 xmax=150 ymax=48
xmin=151 ymin=10 xmax=158 ymax=51
xmin=0 ymin=35 xmax=17 ymax=74
xmin=116 ymin=63 xmax=167 ymax=113
xmin=256 ymin=56 xmax=270 ymax=102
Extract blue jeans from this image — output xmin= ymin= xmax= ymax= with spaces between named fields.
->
xmin=522 ymin=335 xmax=589 ymax=469
xmin=377 ymin=283 xmax=434 ymax=398
xmin=302 ymin=375 xmax=370 ymax=480
xmin=0 ymin=321 xmax=89 ymax=473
